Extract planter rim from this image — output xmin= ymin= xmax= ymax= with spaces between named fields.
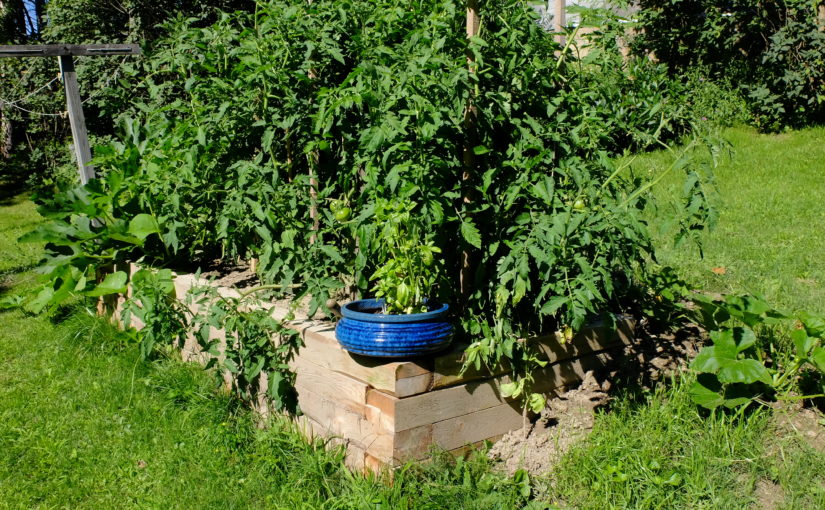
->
xmin=340 ymin=298 xmax=449 ymax=323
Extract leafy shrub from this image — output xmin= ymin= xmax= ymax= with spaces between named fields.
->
xmin=18 ymin=0 xmax=715 ymax=409
xmin=682 ymin=73 xmax=750 ymax=127
xmin=634 ymin=0 xmax=825 ymax=130
xmin=749 ymin=7 xmax=825 ymax=131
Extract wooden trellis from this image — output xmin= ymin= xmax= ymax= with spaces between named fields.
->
xmin=0 ymin=44 xmax=141 ymax=184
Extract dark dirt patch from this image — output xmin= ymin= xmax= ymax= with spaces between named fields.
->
xmin=196 ymin=259 xmax=260 ymax=290
xmin=619 ymin=315 xmax=705 ymax=389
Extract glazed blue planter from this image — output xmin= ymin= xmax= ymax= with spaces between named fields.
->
xmin=335 ymin=298 xmax=453 ymax=358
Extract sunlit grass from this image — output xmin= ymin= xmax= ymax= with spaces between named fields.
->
xmin=641 ymin=125 xmax=825 ymax=314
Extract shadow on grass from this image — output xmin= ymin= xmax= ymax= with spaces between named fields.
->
xmin=0 ymin=178 xmax=29 ymax=206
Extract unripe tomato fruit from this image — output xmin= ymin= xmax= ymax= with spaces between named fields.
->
xmin=573 ymin=199 xmax=586 ymax=211
xmin=334 ymin=207 xmax=352 ymax=222
xmin=329 ymin=199 xmax=343 ymax=213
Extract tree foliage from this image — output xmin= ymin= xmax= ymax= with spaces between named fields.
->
xmin=634 ymin=0 xmax=825 ymax=130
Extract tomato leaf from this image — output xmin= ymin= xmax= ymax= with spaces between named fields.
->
xmin=460 ymin=219 xmax=482 ymax=249
xmin=128 ymin=214 xmax=161 ymax=241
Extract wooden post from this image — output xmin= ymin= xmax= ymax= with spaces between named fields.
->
xmin=461 ymin=1 xmax=480 ymax=303
xmin=58 ymin=55 xmax=95 ymax=185
xmin=307 ymin=63 xmax=320 ymax=244
xmin=819 ymin=3 xmax=825 ymax=31
xmin=553 ymin=0 xmax=566 ymax=46
xmin=0 ymin=44 xmax=141 ymax=185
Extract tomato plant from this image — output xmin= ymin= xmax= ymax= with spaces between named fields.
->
xmin=14 ymin=0 xmax=719 ymax=412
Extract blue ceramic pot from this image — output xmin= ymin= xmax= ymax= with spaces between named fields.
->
xmin=335 ymin=298 xmax=453 ymax=358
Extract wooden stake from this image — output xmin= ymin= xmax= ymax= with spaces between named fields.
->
xmin=819 ymin=3 xmax=825 ymax=31
xmin=307 ymin=67 xmax=320 ymax=244
xmin=461 ymin=1 xmax=480 ymax=303
xmin=554 ymin=0 xmax=566 ymax=46
xmin=58 ymin=55 xmax=95 ymax=185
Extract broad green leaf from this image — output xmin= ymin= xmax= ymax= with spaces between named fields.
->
xmin=721 ymin=384 xmax=756 ymax=409
xmin=717 ymin=358 xmax=771 ymax=385
xmin=85 ymin=271 xmax=128 ymax=297
xmin=810 ymin=347 xmax=825 ymax=374
xmin=0 ymin=294 xmax=23 ymax=310
xmin=268 ymin=370 xmax=285 ymax=399
xmin=23 ymin=286 xmax=55 ymax=314
xmin=128 ymin=214 xmax=160 ymax=240
xmin=708 ymin=329 xmax=738 ymax=357
xmin=460 ymin=220 xmax=482 ymax=249
xmin=500 ymin=381 xmax=520 ymax=398
xmin=791 ymin=328 xmax=815 ymax=357
xmin=689 ymin=374 xmax=724 ymax=409
xmin=528 ymin=393 xmax=546 ymax=413
xmin=691 ymin=345 xmax=721 ymax=373
xmin=731 ymin=326 xmax=756 ymax=352
xmin=107 ymin=232 xmax=144 ymax=245
xmin=799 ymin=311 xmax=825 ymax=338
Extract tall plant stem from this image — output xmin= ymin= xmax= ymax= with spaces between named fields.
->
xmin=460 ymin=0 xmax=480 ymax=306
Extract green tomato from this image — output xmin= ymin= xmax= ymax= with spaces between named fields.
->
xmin=329 ymin=199 xmax=343 ymax=213
xmin=334 ymin=207 xmax=352 ymax=222
xmin=573 ymin=199 xmax=586 ymax=211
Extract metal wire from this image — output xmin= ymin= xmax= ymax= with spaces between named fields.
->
xmin=0 ymin=75 xmax=60 ymax=107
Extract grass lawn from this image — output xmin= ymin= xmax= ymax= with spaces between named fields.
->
xmin=0 ymin=126 xmax=823 ymax=508
xmin=642 ymin=126 xmax=825 ymax=314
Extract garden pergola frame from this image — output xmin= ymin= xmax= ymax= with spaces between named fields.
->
xmin=0 ymin=44 xmax=141 ymax=185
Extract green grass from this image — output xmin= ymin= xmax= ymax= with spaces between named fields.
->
xmin=0 ymin=193 xmax=43 ymax=276
xmin=642 ymin=125 xmax=825 ymax=314
xmin=548 ymin=379 xmax=825 ymax=509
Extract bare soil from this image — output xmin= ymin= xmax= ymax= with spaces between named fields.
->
xmin=488 ymin=317 xmax=705 ymax=476
xmin=197 ymin=259 xmax=260 ymax=289
xmin=488 ymin=371 xmax=609 ymax=476
xmin=773 ymin=405 xmax=825 ymax=454
xmin=753 ymin=478 xmax=784 ymax=510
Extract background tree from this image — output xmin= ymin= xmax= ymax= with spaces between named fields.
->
xmin=0 ymin=0 xmax=253 ymax=192
xmin=633 ymin=0 xmax=825 ymax=130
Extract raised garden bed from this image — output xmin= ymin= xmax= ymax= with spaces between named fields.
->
xmin=106 ymin=264 xmax=635 ymax=471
